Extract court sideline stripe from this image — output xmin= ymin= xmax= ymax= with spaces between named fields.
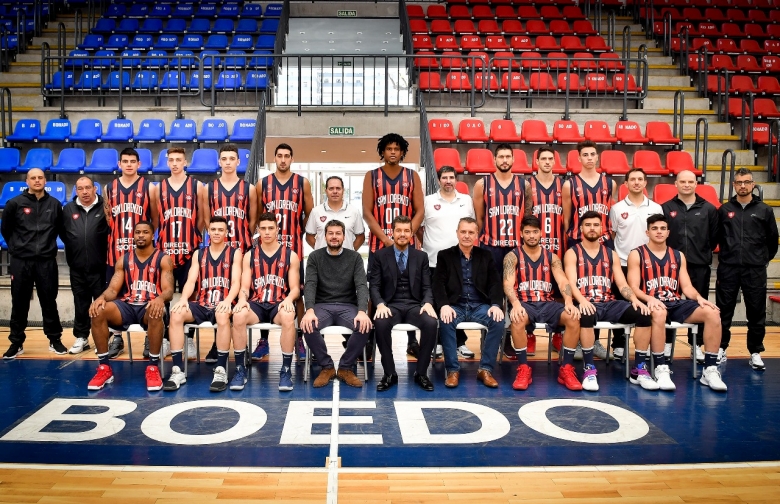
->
xmin=327 ymin=379 xmax=340 ymax=504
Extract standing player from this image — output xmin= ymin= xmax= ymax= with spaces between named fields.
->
xmin=628 ymin=214 xmax=727 ymax=391
xmin=257 ymin=143 xmax=313 ymax=361
xmin=503 ymin=217 xmax=582 ymax=391
xmin=103 ymin=148 xmax=159 ymax=358
xmin=87 ymin=221 xmax=174 ymax=391
xmin=562 ymin=140 xmax=618 ymax=360
xmin=528 ymin=147 xmax=566 ymax=355
xmin=362 ymin=133 xmax=425 ymax=356
xmin=233 ymin=212 xmax=300 ymax=391
xmin=165 ymin=217 xmax=242 ymax=392
xmin=473 ymin=143 xmax=533 ymax=358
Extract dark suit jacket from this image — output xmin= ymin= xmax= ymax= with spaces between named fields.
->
xmin=432 ymin=245 xmax=503 ymax=309
xmin=369 ymin=246 xmax=434 ymax=307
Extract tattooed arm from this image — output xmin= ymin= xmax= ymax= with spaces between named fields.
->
xmin=613 ymin=250 xmax=650 ymax=315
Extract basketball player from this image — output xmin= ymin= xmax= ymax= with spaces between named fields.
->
xmin=362 ymin=133 xmax=425 ymax=356
xmin=472 ymin=143 xmax=533 ymax=358
xmin=564 ymin=211 xmax=665 ymax=392
xmin=103 ymin=147 xmax=158 ymax=358
xmin=528 ymin=146 xmax=567 ymax=356
xmin=165 ymin=217 xmax=242 ymax=392
xmin=628 ymin=214 xmax=727 ymax=392
xmin=562 ymin=140 xmax=618 ymax=360
xmin=503 ymin=217 xmax=581 ymax=391
xmin=87 ymin=221 xmax=174 ymax=391
xmin=203 ymin=143 xmax=258 ymax=362
xmin=257 ymin=143 xmax=313 ymax=361
xmin=232 ymin=212 xmax=300 ymax=392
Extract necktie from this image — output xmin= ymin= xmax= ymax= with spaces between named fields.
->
xmin=397 ymin=252 xmax=406 ymax=273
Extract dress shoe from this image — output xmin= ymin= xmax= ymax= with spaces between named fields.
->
xmin=313 ymin=367 xmax=336 ymax=388
xmin=376 ymin=373 xmax=398 ymax=391
xmin=445 ymin=371 xmax=460 ymax=388
xmin=414 ymin=372 xmax=434 ymax=391
xmin=337 ymin=368 xmax=364 ymax=387
xmin=406 ymin=341 xmax=420 ymax=358
xmin=477 ymin=369 xmax=499 ymax=388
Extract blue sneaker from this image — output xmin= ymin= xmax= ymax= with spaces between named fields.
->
xmin=251 ymin=339 xmax=269 ymax=361
xmin=297 ymin=336 xmax=306 ymax=361
xmin=279 ymin=365 xmax=293 ymax=391
xmin=229 ymin=366 xmax=248 ymax=391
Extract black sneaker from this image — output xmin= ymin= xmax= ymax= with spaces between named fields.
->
xmin=3 ymin=343 xmax=23 ymax=360
xmin=142 ymin=336 xmax=150 ymax=359
xmin=108 ymin=335 xmax=125 ymax=359
xmin=205 ymin=341 xmax=218 ymax=364
xmin=49 ymin=339 xmax=68 ymax=355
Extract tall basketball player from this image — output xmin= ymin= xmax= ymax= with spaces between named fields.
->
xmin=362 ymin=133 xmax=425 ymax=355
xmin=103 ymin=147 xmax=158 ymax=358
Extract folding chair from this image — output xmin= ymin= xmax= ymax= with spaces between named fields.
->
xmin=665 ymin=321 xmax=699 ymax=379
xmin=600 ymin=321 xmax=635 ymax=379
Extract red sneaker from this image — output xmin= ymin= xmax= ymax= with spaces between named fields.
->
xmin=557 ymin=364 xmax=583 ymax=391
xmin=526 ymin=334 xmax=536 ymax=356
xmin=512 ymin=364 xmax=533 ymax=390
xmin=551 ymin=332 xmax=563 ymax=353
xmin=146 ymin=365 xmax=163 ymax=391
xmin=88 ymin=364 xmax=114 ymax=390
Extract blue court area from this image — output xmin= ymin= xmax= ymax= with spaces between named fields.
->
xmin=0 ymin=356 xmax=777 ymax=468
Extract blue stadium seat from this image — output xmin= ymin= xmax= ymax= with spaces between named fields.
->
xmin=104 ymin=4 xmax=126 ymax=18
xmin=45 ymin=181 xmax=68 ymax=204
xmin=142 ymin=50 xmax=168 ymax=68
xmin=65 ymin=50 xmax=89 ymax=68
xmin=241 ymin=4 xmax=263 ymax=18
xmin=85 ymin=148 xmax=119 ymax=173
xmin=187 ymin=148 xmax=219 ymax=174
xmin=236 ymin=19 xmax=259 ymax=34
xmin=51 ymin=148 xmax=86 ymax=174
xmin=19 ymin=148 xmax=53 ymax=172
xmin=215 ymin=71 xmax=242 ymax=91
xmin=224 ymin=51 xmax=247 ymax=69
xmin=70 ymin=119 xmax=103 ymax=142
xmin=74 ymin=70 xmax=103 ymax=91
xmin=45 ymin=70 xmax=75 ymax=91
xmin=130 ymin=35 xmax=154 ymax=52
xmin=196 ymin=4 xmax=217 ymax=18
xmin=256 ymin=35 xmax=275 ymax=51
xmin=160 ymin=70 xmax=187 ymax=90
xmin=102 ymin=119 xmax=134 ymax=142
xmin=179 ymin=34 xmax=204 ymax=51
xmin=167 ymin=119 xmax=197 ymax=142
xmin=265 ymin=4 xmax=283 ymax=17
xmin=126 ymin=4 xmax=149 ymax=18
xmin=245 ymin=70 xmax=268 ymax=90
xmin=260 ymin=19 xmax=280 ymax=34
xmin=57 ymin=236 xmax=65 ymax=250
xmin=152 ymin=149 xmax=170 ymax=174
xmin=249 ymin=50 xmax=273 ymax=68
xmin=155 ymin=35 xmax=179 ymax=51
xmin=163 ymin=19 xmax=186 ymax=35
xmin=92 ymin=50 xmax=117 ymax=69
xmin=237 ymin=149 xmax=250 ymax=174
xmin=0 ymin=148 xmax=20 ymax=173
xmin=116 ymin=19 xmax=139 ymax=34
xmin=0 ymin=182 xmax=27 ymax=209
xmin=131 ymin=70 xmax=159 ymax=91
xmin=187 ymin=18 xmax=211 ymax=35
xmin=140 ymin=18 xmax=163 ymax=34
xmin=119 ymin=50 xmax=142 ymax=68
xmin=189 ymin=70 xmax=213 ymax=89
xmin=205 ymin=34 xmax=228 ymax=51
xmin=198 ymin=119 xmax=229 ymax=142
xmin=229 ymin=34 xmax=255 ymax=51
xmin=134 ymin=119 xmax=165 ymax=142
xmin=137 ymin=148 xmax=153 ymax=172
xmin=173 ymin=50 xmax=196 ymax=68
xmin=70 ymin=182 xmax=102 ymax=200
xmin=219 ymin=4 xmax=240 ymax=18
xmin=102 ymin=71 xmax=131 ymax=91
xmin=6 ymin=119 xmax=40 ymax=143
xmin=93 ymin=18 xmax=116 ymax=35
xmin=78 ymin=34 xmax=104 ymax=51
xmin=105 ymin=34 xmax=129 ymax=51
xmin=38 ymin=119 xmax=71 ymax=142
xmin=149 ymin=5 xmax=171 ymax=18
xmin=201 ymin=50 xmax=221 ymax=68
xmin=230 ymin=119 xmax=256 ymax=142
xmin=212 ymin=19 xmax=235 ymax=34
xmin=0 ymin=221 xmax=5 ymax=248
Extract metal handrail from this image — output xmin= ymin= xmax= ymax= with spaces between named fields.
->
xmin=245 ymin=93 xmax=266 ymax=185
xmin=56 ymin=21 xmax=65 ymax=61
xmin=719 ymin=149 xmax=736 ymax=201
xmin=621 ymin=25 xmax=631 ymax=62
xmin=769 ymin=120 xmax=780 ymax=183
xmin=673 ymin=90 xmax=685 ymax=150
xmin=16 ymin=9 xmax=26 ymax=54
xmin=74 ymin=10 xmax=82 ymax=47
xmin=607 ymin=10 xmax=616 ymax=52
xmin=0 ymin=25 xmax=8 ymax=73
xmin=418 ymin=92 xmax=438 ymax=195
xmin=743 ymin=92 xmax=755 ymax=151
xmin=648 ymin=0 xmax=656 ymax=41
xmin=0 ymin=87 xmax=12 ymax=148
xmin=695 ymin=117 xmax=708 ymax=181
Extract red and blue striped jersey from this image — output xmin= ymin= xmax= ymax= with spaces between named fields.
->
xmin=636 ymin=245 xmax=683 ymax=302
xmin=530 ymin=175 xmax=565 ymax=257
xmin=571 ymin=243 xmax=615 ymax=302
xmin=513 ymin=246 xmax=556 ymax=302
xmin=194 ymin=245 xmax=238 ymax=308
xmin=261 ymin=173 xmax=306 ymax=259
xmin=567 ymin=174 xmax=612 ymax=242
xmin=370 ymin=167 xmax=416 ymax=252
xmin=121 ymin=249 xmax=164 ymax=304
xmin=249 ymin=245 xmax=292 ymax=304
xmin=157 ymin=176 xmax=201 ymax=266
xmin=480 ymin=173 xmax=526 ymax=248
xmin=208 ymin=179 xmax=252 ymax=252
xmin=106 ymin=176 xmax=152 ymax=267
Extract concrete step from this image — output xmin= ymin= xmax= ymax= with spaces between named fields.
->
xmin=0 ymin=72 xmax=44 ymax=84
xmin=643 ymin=96 xmax=711 ymax=110
xmin=15 ymin=53 xmax=44 ymax=64
xmin=702 ymin=168 xmax=770 ymax=185
xmin=647 ymin=75 xmax=691 ymax=87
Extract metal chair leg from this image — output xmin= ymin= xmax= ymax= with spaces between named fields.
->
xmin=126 ymin=331 xmax=133 ymax=363
xmin=692 ymin=327 xmax=698 ymax=379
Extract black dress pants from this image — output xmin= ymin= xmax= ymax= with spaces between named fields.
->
xmin=9 ymin=257 xmax=62 ymax=345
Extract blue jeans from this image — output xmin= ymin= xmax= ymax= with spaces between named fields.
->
xmin=440 ymin=303 xmax=503 ymax=373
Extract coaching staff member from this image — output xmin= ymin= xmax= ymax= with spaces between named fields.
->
xmin=716 ymin=168 xmax=778 ymax=371
xmin=1 ymin=168 xmax=65 ymax=359
xmin=62 ymin=176 xmax=109 ymax=355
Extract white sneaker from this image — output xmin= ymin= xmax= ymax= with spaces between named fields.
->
xmin=750 ymin=353 xmax=766 ymax=371
xmin=593 ymin=340 xmax=608 ymax=360
xmin=700 ymin=365 xmax=728 ymax=391
xmin=69 ymin=337 xmax=90 ymax=354
xmin=664 ymin=343 xmax=673 ymax=359
xmin=210 ymin=366 xmax=228 ymax=392
xmin=457 ymin=345 xmax=475 ymax=358
xmin=717 ymin=348 xmax=727 ymax=364
xmin=186 ymin=338 xmax=197 ymax=360
xmin=163 ymin=366 xmax=187 ymax=391
xmin=691 ymin=346 xmax=704 ymax=364
xmin=581 ymin=365 xmax=599 ymax=391
xmin=161 ymin=339 xmax=171 ymax=357
xmin=435 ymin=344 xmax=443 ymax=358
xmin=630 ymin=363 xmax=661 ymax=390
xmin=612 ymin=347 xmax=624 ymax=359
xmin=654 ymin=364 xmax=676 ymax=391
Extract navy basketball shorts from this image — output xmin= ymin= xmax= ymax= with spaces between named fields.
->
xmin=520 ymin=301 xmax=565 ymax=332
xmin=188 ymin=302 xmax=217 ymax=325
xmin=579 ymin=300 xmax=651 ymax=328
xmin=249 ymin=301 xmax=281 ymax=324
xmin=110 ymin=300 xmax=149 ymax=330
xmin=663 ymin=299 xmax=699 ymax=324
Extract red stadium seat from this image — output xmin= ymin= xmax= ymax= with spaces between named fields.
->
xmin=412 ymin=35 xmax=433 ymax=51
xmin=750 ymin=122 xmax=777 ymax=146
xmin=682 ymin=8 xmax=704 ymax=21
xmin=531 ymin=149 xmax=565 ymax=174
xmin=757 ymin=76 xmax=780 ymax=95
xmin=765 ymin=41 xmax=780 ymax=55
xmin=563 ymin=6 xmax=586 ymax=20
xmin=472 ymin=6 xmax=494 ymax=19
xmin=541 ymin=6 xmax=564 ymax=19
xmin=465 ymin=51 xmax=489 ymax=69
xmin=744 ymin=24 xmax=767 ymax=39
xmin=426 ymin=5 xmax=447 ymax=19
xmin=455 ymin=181 xmax=469 ymax=195
xmin=489 ymin=119 xmax=521 ymax=142
xmin=727 ymin=97 xmax=750 ymax=118
xmin=710 ymin=55 xmax=737 ymax=72
xmin=598 ymin=53 xmax=625 ymax=72
xmin=754 ymin=98 xmax=780 ymax=120
xmin=612 ymin=73 xmax=641 ymax=94
xmin=521 ymin=51 xmax=547 ymax=70
xmin=666 ymin=151 xmax=700 ymax=176
xmin=474 ymin=72 xmax=500 ymax=92
xmin=409 ymin=19 xmax=428 ymax=34
xmin=485 ymin=35 xmax=510 ymax=51
xmin=652 ymin=183 xmax=677 ymax=205
xmin=460 ymin=36 xmax=484 ymax=52
xmin=574 ymin=21 xmax=598 ymax=36
xmin=466 ymin=148 xmax=496 ymax=174
xmin=560 ymin=36 xmax=586 ymax=52
xmin=419 ymin=72 xmax=443 ymax=91
xmin=557 ymin=73 xmax=585 ymax=92
xmin=535 ymin=36 xmax=561 ymax=52
xmin=430 ymin=20 xmax=454 ymax=34
xmin=449 ymin=5 xmax=470 ymax=20
xmin=739 ymin=39 xmax=765 ymax=55
xmin=440 ymin=52 xmax=465 ymax=69
xmin=737 ymin=55 xmax=764 ymax=74
xmin=491 ymin=51 xmax=518 ymax=70
xmin=721 ymin=23 xmax=745 ymax=38
xmin=520 ymin=120 xmax=553 ymax=144
xmin=526 ymin=20 xmax=549 ymax=36
xmin=435 ymin=35 xmax=459 ymax=52
xmin=511 ymin=149 xmax=533 ymax=174
xmin=585 ymin=73 xmax=613 ymax=93
xmin=695 ymin=185 xmax=721 ymax=208
xmin=706 ymin=74 xmax=727 ymax=94
xmin=553 ymin=120 xmax=585 ymax=144
xmin=762 ymin=56 xmax=780 ymax=73
xmin=529 ymin=72 xmax=558 ymax=92
xmin=615 ymin=120 xmax=649 ymax=145
xmin=445 ymin=72 xmax=473 ymax=92
xmin=584 ymin=36 xmax=611 ymax=52
xmin=453 ymin=20 xmax=478 ymax=34
xmin=495 ymin=6 xmax=516 ymax=19
xmin=518 ymin=6 xmax=542 ymax=19
xmin=566 ymin=149 xmax=583 ymax=174
xmin=458 ymin=118 xmax=489 ymax=143
xmin=704 ymin=8 xmax=727 ymax=23
xmin=510 ymin=36 xmax=535 ymax=52
xmin=549 ymin=20 xmax=574 ymax=36
xmin=599 ymin=150 xmax=631 ymax=175
xmin=584 ymin=120 xmax=617 ymax=144
xmin=698 ymin=23 xmax=722 ymax=38
xmin=433 ymin=148 xmax=463 ymax=173
xmin=725 ymin=9 xmax=747 ymax=23
xmin=502 ymin=72 xmax=529 ymax=93
xmin=646 ymin=121 xmax=680 ymax=146
xmin=428 ymin=119 xmax=457 ymax=143
xmin=572 ymin=52 xmax=598 ymax=72
xmin=415 ymin=52 xmax=439 ymax=71
xmin=690 ymin=38 xmax=714 ymax=54
xmin=749 ymin=10 xmax=770 ymax=23
xmin=716 ymin=38 xmax=739 ymax=55
xmin=502 ymin=20 xmax=525 ymax=35
xmin=632 ymin=150 xmax=669 ymax=176
xmin=406 ymin=5 xmax=424 ymax=18
xmin=545 ymin=52 xmax=570 ymax=71
xmin=478 ymin=20 xmax=501 ymax=34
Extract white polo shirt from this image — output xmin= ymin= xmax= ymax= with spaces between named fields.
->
xmin=305 ymin=200 xmax=365 ymax=250
xmin=609 ymin=195 xmax=663 ymax=266
xmin=422 ymin=190 xmax=475 ymax=267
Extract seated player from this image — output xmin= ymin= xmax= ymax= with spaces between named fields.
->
xmin=503 ymin=217 xmax=582 ymax=391
xmin=87 ymin=221 xmax=174 ymax=391
xmin=564 ymin=211 xmax=666 ymax=391
xmin=628 ymin=214 xmax=727 ymax=392
xmin=165 ymin=217 xmax=242 ymax=392
xmin=232 ymin=212 xmax=300 ymax=391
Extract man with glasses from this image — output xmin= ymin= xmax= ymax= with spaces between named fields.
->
xmin=716 ymin=169 xmax=778 ymax=370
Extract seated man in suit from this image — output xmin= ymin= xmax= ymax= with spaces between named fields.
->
xmin=370 ymin=215 xmax=438 ymax=392
xmin=301 ymin=219 xmax=372 ymax=388
xmin=434 ymin=217 xmax=505 ymax=388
